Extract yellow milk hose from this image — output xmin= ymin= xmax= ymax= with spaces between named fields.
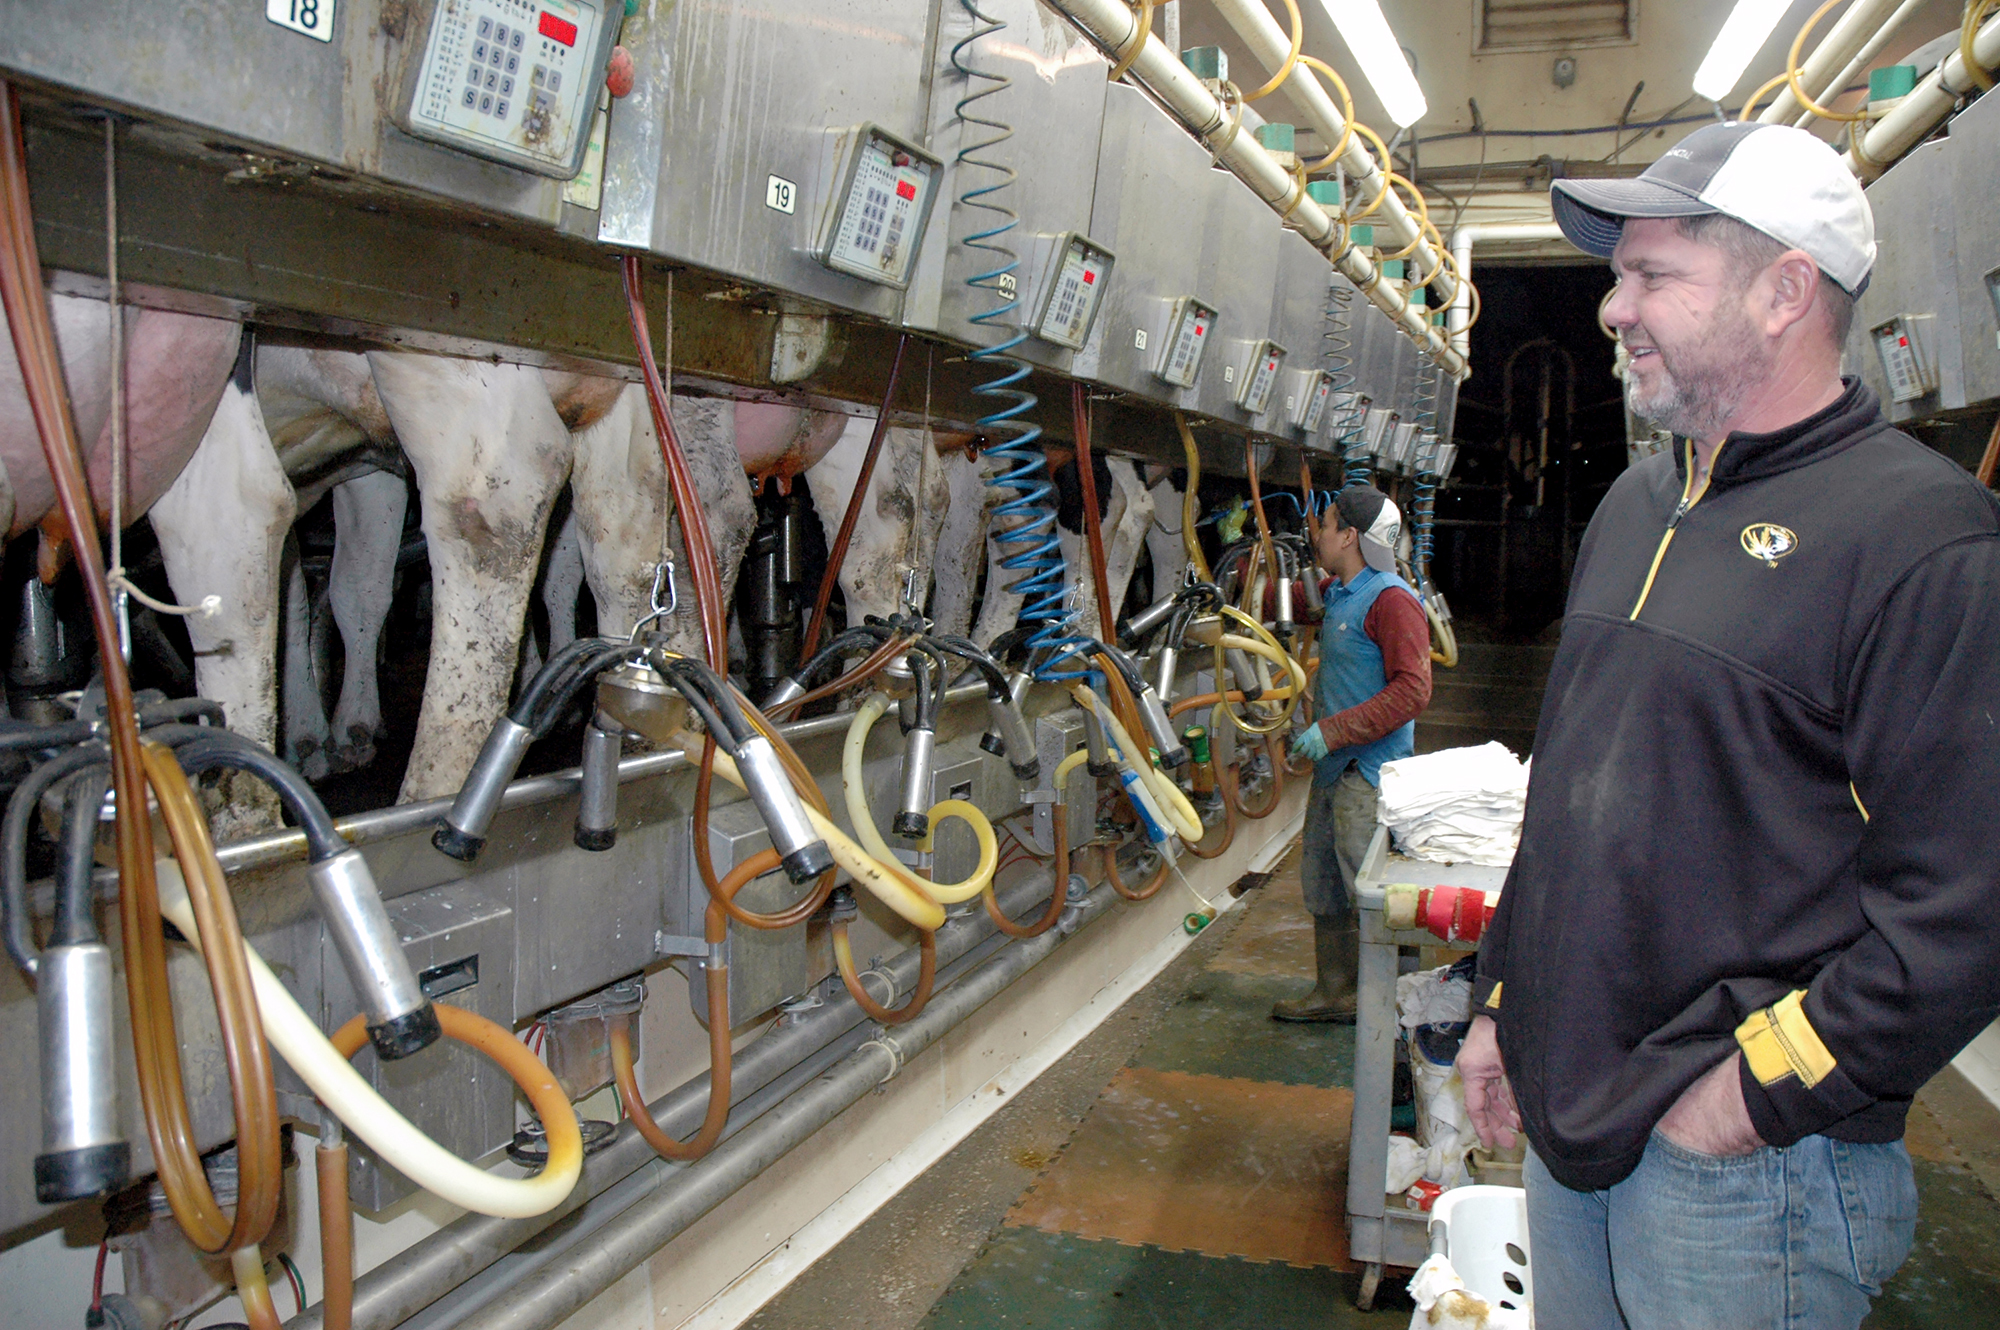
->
xmin=1071 ymin=684 xmax=1205 ymax=842
xmin=153 ymin=861 xmax=583 ymax=1218
xmin=706 ymin=743 xmax=947 ymax=930
xmin=838 ymin=694 xmax=998 ymax=905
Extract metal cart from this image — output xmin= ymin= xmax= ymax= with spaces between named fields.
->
xmin=1347 ymin=825 xmax=1510 ymax=1309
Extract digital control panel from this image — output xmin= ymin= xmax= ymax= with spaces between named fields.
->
xmin=1331 ymin=391 xmax=1369 ymax=436
xmin=1030 ymin=234 xmax=1115 ymax=350
xmin=1235 ymin=340 xmax=1286 ymax=415
xmin=1155 ymin=297 xmax=1217 ymax=389
xmin=820 ymin=126 xmax=942 ymax=288
xmin=1288 ymin=369 xmax=1335 ymax=434
xmin=1388 ymin=422 xmax=1420 ymax=473
xmin=1871 ymin=315 xmax=1937 ymax=403
xmin=394 ymin=0 xmax=617 ymax=178
xmin=1362 ymin=407 xmax=1398 ymax=459
xmin=1412 ymin=431 xmax=1440 ymax=476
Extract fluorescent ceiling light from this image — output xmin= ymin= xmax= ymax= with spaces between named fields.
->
xmin=1692 ymin=0 xmax=1793 ymax=103
xmin=1317 ymin=0 xmax=1428 ymax=129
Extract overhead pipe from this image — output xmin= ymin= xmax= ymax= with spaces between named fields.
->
xmin=289 ymin=867 xmax=1069 ymax=1330
xmin=1778 ymin=0 xmax=1928 ymax=129
xmin=1206 ymin=0 xmax=1446 ymax=294
xmin=1045 ymin=0 xmax=1467 ymax=376
xmin=1844 ymin=10 xmax=2000 ymax=178
xmin=1758 ymin=0 xmax=1906 ymax=125
xmin=1446 ymin=222 xmax=1568 ymax=358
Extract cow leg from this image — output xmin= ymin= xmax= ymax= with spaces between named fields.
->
xmin=281 ymin=546 xmax=332 ymax=779
xmin=324 ymin=467 xmax=406 ymax=774
xmin=367 ymin=352 xmax=572 ymax=803
xmin=571 ymin=389 xmax=754 ymax=658
xmin=1145 ymin=475 xmax=1188 ymax=591
xmin=907 ymin=428 xmax=951 ymax=614
xmin=1098 ymin=458 xmax=1155 ymax=636
xmin=802 ymin=418 xmax=938 ymax=628
xmin=512 ymin=499 xmax=578 ymax=697
xmin=970 ymin=505 xmax=1036 ymax=648
xmin=567 ymin=386 xmax=663 ymax=642
xmin=929 ymin=447 xmax=996 ymax=641
xmin=148 ymin=379 xmax=295 ymax=829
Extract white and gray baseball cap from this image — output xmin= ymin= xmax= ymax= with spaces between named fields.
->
xmin=1551 ymin=121 xmax=1875 ymax=296
xmin=1334 ymin=485 xmax=1402 ymax=576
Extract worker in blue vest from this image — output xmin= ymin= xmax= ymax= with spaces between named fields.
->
xmin=1276 ymin=485 xmax=1433 ymax=1021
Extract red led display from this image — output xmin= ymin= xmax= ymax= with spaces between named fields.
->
xmin=896 ymin=179 xmax=917 ymax=201
xmin=539 ymin=11 xmax=578 ymax=45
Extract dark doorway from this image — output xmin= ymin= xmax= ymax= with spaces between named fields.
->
xmin=1435 ymin=262 xmax=1627 ymax=638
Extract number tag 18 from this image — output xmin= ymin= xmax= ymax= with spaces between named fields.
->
xmin=268 ymin=0 xmax=335 ymax=42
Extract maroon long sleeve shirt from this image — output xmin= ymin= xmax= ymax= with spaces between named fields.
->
xmin=1317 ymin=585 xmax=1433 ymax=750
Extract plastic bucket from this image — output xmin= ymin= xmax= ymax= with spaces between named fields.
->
xmin=1428 ymin=1184 xmax=1532 ymax=1315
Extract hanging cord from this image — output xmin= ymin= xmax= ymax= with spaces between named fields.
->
xmin=1073 ymin=383 xmax=1115 ymax=636
xmin=105 ymin=117 xmax=126 ymax=655
xmin=3 ymin=85 xmax=279 ymax=1287
xmin=1174 ymin=411 xmax=1214 ymax=583
xmin=97 ymin=118 xmax=218 ymax=626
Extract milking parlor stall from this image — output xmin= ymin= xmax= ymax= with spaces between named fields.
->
xmin=0 ymin=1 xmax=1467 ymax=1326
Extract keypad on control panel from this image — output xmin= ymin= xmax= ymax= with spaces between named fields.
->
xmin=421 ymin=0 xmax=594 ymax=155
xmin=460 ymin=6 xmax=575 ymax=129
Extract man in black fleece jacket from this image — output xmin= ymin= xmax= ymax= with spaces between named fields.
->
xmin=1455 ymin=122 xmax=2000 ymax=1328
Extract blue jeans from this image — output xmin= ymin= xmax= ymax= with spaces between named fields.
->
xmin=1525 ymin=1131 xmax=1916 ymax=1329
xmin=1299 ymin=767 xmax=1376 ymax=917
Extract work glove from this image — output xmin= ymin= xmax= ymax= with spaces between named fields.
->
xmin=1290 ymin=721 xmax=1330 ymax=764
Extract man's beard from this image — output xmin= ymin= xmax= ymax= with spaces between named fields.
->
xmin=1625 ymin=301 xmax=1773 ymax=441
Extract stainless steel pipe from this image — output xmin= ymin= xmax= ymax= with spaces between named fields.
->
xmin=416 ymin=886 xmax=1121 ymax=1330
xmin=289 ymin=866 xmax=1066 ymax=1330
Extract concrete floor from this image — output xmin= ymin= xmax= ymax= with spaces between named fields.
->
xmin=745 ymin=841 xmax=2000 ymax=1329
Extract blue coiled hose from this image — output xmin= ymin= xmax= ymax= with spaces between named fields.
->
xmin=952 ymin=0 xmax=1090 ymax=684
xmin=1323 ymin=276 xmax=1372 ymax=488
xmin=1408 ymin=352 xmax=1442 ymax=596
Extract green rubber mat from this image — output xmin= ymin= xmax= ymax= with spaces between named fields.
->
xmin=1128 ymin=968 xmax=1354 ymax=1090
xmin=1867 ymin=1159 xmax=2000 ymax=1326
xmin=919 ymin=1224 xmax=1407 ymax=1329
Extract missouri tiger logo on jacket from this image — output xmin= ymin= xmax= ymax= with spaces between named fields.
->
xmin=1741 ymin=522 xmax=1798 ymax=566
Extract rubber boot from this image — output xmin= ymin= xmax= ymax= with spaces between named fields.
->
xmin=1270 ymin=911 xmax=1359 ymax=1023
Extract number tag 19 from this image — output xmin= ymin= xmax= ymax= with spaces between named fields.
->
xmin=268 ymin=0 xmax=335 ymax=42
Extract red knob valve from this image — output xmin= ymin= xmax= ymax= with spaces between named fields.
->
xmin=606 ymin=45 xmax=635 ymax=99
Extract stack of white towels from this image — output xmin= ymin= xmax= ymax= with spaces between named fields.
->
xmin=1376 ymin=742 xmax=1529 ymax=867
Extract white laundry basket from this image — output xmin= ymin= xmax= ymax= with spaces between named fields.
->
xmin=1429 ymin=1184 xmax=1533 ymax=1315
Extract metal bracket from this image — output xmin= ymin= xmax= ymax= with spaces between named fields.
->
xmin=628 ymin=559 xmax=679 ymax=640
xmin=654 ymin=931 xmax=710 ymax=960
xmin=860 ymin=1031 xmax=907 ymax=1084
